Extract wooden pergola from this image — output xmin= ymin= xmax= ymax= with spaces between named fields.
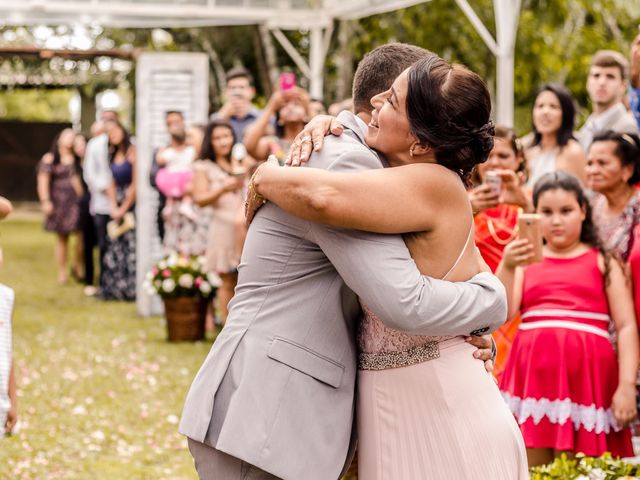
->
xmin=0 ymin=0 xmax=522 ymax=125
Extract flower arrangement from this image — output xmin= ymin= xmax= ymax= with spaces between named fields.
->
xmin=529 ymin=453 xmax=639 ymax=479
xmin=143 ymin=252 xmax=220 ymax=299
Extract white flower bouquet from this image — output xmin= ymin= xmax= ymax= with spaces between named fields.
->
xmin=144 ymin=252 xmax=220 ymax=299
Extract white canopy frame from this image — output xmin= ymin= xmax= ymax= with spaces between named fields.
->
xmin=0 ymin=0 xmax=521 ymax=125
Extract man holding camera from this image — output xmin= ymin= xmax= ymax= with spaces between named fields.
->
xmin=211 ymin=68 xmax=262 ymax=142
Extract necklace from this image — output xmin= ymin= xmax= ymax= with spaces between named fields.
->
xmin=485 ymin=206 xmax=522 ymax=246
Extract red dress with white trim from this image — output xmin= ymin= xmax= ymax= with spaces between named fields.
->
xmin=499 ymin=248 xmax=633 ymax=457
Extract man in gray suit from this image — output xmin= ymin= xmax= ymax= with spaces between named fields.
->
xmin=180 ymin=44 xmax=506 ymax=480
xmin=579 ymin=50 xmax=639 ymax=152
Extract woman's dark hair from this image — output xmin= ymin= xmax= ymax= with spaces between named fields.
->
xmin=406 ymin=56 xmax=494 ymax=185
xmin=107 ymin=121 xmax=131 ymax=164
xmin=200 ymin=119 xmax=236 ymax=164
xmin=531 ymin=84 xmax=577 ymax=148
xmin=48 ymin=129 xmax=81 ymax=168
xmin=590 ymin=130 xmax=640 ymax=185
xmin=532 ymin=170 xmax=614 ymax=283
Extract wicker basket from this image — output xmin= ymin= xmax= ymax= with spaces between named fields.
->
xmin=163 ymin=297 xmax=207 ymax=342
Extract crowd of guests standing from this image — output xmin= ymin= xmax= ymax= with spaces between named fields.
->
xmin=468 ymin=45 xmax=640 ymax=466
xmin=31 ymin=34 xmax=640 ymax=466
xmin=35 ymin=66 xmax=321 ymax=329
xmin=36 ymin=112 xmax=137 ymax=300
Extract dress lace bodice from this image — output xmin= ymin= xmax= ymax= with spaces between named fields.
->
xmin=358 ymin=305 xmax=453 ymax=354
xmin=357 ymin=221 xmax=474 ymax=357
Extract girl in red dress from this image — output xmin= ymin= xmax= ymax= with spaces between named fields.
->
xmin=498 ymin=171 xmax=638 ymax=466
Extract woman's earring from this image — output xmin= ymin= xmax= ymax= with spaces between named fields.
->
xmin=409 ymin=144 xmax=416 ymax=157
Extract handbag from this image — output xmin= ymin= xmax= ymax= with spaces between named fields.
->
xmin=107 ymin=212 xmax=135 ymax=240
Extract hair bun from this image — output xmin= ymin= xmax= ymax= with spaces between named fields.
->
xmin=475 ymin=120 xmax=495 ymax=155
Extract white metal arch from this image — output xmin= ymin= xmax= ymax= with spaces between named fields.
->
xmin=0 ymin=0 xmax=520 ymax=125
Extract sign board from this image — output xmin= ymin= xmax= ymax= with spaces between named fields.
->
xmin=135 ymin=52 xmax=209 ymax=316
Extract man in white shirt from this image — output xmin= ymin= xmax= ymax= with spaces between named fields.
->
xmin=83 ymin=114 xmax=117 ymax=295
xmin=579 ymin=50 xmax=639 ymax=153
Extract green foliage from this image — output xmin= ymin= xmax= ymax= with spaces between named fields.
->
xmin=530 ymin=453 xmax=640 ymax=479
xmin=0 ymin=88 xmax=73 ymax=122
xmin=346 ymin=0 xmax=640 ymax=133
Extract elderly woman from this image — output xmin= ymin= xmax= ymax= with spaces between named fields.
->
xmin=587 ymin=131 xmax=640 ymax=261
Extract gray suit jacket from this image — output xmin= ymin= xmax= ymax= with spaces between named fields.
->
xmin=578 ymin=102 xmax=639 ymax=152
xmin=179 ymin=112 xmax=507 ymax=480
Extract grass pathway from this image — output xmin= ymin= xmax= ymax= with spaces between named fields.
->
xmin=0 ymin=218 xmax=211 ymax=479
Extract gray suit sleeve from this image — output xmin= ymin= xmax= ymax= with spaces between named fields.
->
xmin=308 ymin=147 xmax=507 ymax=336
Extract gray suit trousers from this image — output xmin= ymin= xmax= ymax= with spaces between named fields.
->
xmin=188 ymin=438 xmax=282 ymax=480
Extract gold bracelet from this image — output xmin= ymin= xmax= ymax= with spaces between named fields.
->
xmin=248 ymin=164 xmax=267 ymax=206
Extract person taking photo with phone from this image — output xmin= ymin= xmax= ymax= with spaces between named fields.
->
xmin=211 ymin=68 xmax=261 ymax=142
xmin=497 ymin=171 xmax=638 ymax=466
xmin=468 ymin=126 xmax=532 ymax=379
xmin=243 ymin=78 xmax=311 ymax=164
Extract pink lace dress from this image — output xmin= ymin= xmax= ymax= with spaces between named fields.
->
xmin=356 ymin=226 xmax=528 ymax=479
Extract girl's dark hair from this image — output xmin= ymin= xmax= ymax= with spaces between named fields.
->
xmin=590 ymin=130 xmax=640 ymax=185
xmin=107 ymin=121 xmax=131 ymax=163
xmin=200 ymin=119 xmax=236 ymax=164
xmin=531 ymin=84 xmax=577 ymax=148
xmin=48 ymin=129 xmax=81 ymax=168
xmin=532 ymin=170 xmax=614 ymax=283
xmin=406 ymin=56 xmax=495 ymax=185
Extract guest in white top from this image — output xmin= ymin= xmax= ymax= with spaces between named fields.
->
xmin=578 ymin=50 xmax=639 ymax=153
xmin=0 ymin=283 xmax=15 ymax=438
xmin=524 ymin=84 xmax=586 ymax=188
xmin=83 ymin=119 xmax=116 ymax=294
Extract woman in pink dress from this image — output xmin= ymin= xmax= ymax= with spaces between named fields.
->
xmin=247 ymin=55 xmax=528 ymax=478
xmin=498 ymin=171 xmax=638 ymax=466
xmin=192 ymin=120 xmax=245 ymax=324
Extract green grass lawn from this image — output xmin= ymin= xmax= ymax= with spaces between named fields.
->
xmin=0 ymin=218 xmax=213 ymax=479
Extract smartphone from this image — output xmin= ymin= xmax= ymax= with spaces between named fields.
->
xmin=484 ymin=171 xmax=502 ymax=196
xmin=517 ymin=213 xmax=543 ymax=264
xmin=279 ymin=72 xmax=296 ymax=91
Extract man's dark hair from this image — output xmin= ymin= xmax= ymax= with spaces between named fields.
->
xmin=352 ymin=43 xmax=432 ymax=114
xmin=165 ymin=110 xmax=184 ymax=119
xmin=225 ymin=67 xmax=254 ymax=86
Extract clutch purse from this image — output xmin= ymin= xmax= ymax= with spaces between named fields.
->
xmin=107 ymin=212 xmax=135 ymax=240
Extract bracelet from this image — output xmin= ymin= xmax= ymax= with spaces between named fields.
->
xmin=248 ymin=164 xmax=267 ymax=206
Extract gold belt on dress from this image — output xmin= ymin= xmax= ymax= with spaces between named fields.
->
xmin=358 ymin=341 xmax=440 ymax=371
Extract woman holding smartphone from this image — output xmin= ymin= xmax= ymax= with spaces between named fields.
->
xmin=497 ymin=171 xmax=638 ymax=465
xmin=468 ymin=126 xmax=532 ymax=379
xmin=243 ymin=80 xmax=311 ymax=163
